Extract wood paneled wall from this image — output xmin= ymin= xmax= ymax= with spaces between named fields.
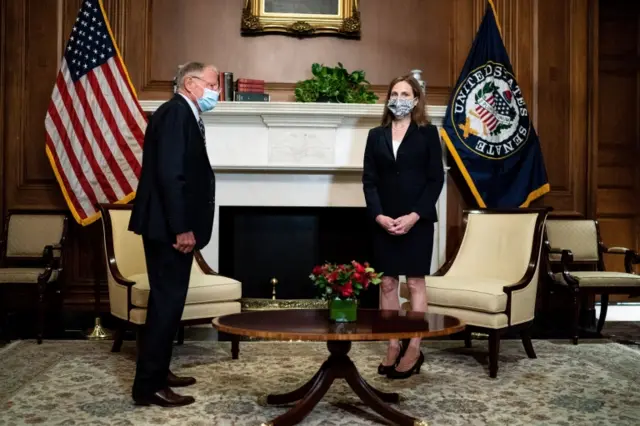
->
xmin=596 ymin=0 xmax=640 ymax=283
xmin=0 ymin=0 xmax=637 ymax=310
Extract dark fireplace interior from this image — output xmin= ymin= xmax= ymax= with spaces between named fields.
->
xmin=218 ymin=206 xmax=379 ymax=308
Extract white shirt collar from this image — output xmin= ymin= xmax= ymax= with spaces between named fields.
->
xmin=178 ymin=92 xmax=200 ymax=121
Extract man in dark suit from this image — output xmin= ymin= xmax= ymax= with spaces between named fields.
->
xmin=128 ymin=61 xmax=219 ymax=407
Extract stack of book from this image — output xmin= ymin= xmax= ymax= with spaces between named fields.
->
xmin=217 ymin=72 xmax=270 ymax=102
xmin=235 ymin=78 xmax=269 ymax=102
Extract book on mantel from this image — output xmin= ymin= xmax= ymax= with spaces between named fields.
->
xmin=216 ymin=73 xmax=270 ymax=101
xmin=236 ymin=78 xmax=265 ymax=93
xmin=234 ymin=92 xmax=270 ymax=102
xmin=223 ymin=72 xmax=234 ymax=101
xmin=234 ymin=78 xmax=269 ymax=101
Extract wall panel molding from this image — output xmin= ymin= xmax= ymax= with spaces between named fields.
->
xmin=102 ymin=0 xmax=127 ymax=56
xmin=4 ymin=0 xmax=65 ymax=209
xmin=534 ymin=0 xmax=589 ymax=216
xmin=121 ymin=0 xmax=464 ymax=102
xmin=0 ymin=0 xmax=6 ymax=218
xmin=596 ymin=0 xmax=640 ymax=278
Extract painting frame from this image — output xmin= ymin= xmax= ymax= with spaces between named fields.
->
xmin=241 ymin=0 xmax=361 ymax=39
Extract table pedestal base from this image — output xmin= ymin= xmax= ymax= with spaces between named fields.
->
xmin=261 ymin=341 xmax=426 ymax=426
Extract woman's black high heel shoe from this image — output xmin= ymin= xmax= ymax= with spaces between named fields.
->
xmin=377 ymin=342 xmax=408 ymax=375
xmin=386 ymin=350 xmax=424 ymax=379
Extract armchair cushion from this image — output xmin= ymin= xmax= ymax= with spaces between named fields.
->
xmin=428 ymin=305 xmax=509 ymax=329
xmin=129 ymin=301 xmax=241 ymax=325
xmin=0 ymin=268 xmax=59 ymax=283
xmin=553 ymin=271 xmax=640 ymax=288
xmin=128 ymin=272 xmax=242 ymax=308
xmin=426 ymin=277 xmax=509 ymax=314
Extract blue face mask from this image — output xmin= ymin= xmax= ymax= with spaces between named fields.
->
xmin=197 ymin=88 xmax=219 ymax=112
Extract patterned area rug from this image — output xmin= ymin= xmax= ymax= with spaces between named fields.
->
xmin=1 ymin=339 xmax=639 ymax=425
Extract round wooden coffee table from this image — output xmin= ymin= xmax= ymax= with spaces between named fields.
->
xmin=212 ymin=308 xmax=464 ymax=426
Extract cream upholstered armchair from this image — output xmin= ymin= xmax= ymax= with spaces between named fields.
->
xmin=0 ymin=211 xmax=68 ymax=344
xmin=544 ymin=219 xmax=640 ymax=344
xmin=99 ymin=204 xmax=242 ymax=357
xmin=423 ymin=208 xmax=548 ymax=378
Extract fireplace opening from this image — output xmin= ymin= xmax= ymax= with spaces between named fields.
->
xmin=218 ymin=206 xmax=380 ymax=308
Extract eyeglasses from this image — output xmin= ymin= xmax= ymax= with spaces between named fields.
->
xmin=191 ymin=75 xmax=219 ymax=90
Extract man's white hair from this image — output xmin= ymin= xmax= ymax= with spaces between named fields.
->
xmin=174 ymin=62 xmax=218 ymax=90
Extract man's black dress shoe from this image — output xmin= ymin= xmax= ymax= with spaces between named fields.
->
xmin=167 ymin=370 xmax=196 ymax=387
xmin=133 ymin=387 xmax=195 ymax=407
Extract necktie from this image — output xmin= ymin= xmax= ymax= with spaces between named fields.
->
xmin=198 ymin=117 xmax=206 ymax=144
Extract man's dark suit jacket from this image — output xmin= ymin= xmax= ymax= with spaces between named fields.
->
xmin=129 ymin=94 xmax=215 ymax=250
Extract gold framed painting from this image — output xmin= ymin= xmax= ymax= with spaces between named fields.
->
xmin=241 ymin=0 xmax=361 ymax=38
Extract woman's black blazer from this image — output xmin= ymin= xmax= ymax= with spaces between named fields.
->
xmin=362 ymin=121 xmax=445 ymax=223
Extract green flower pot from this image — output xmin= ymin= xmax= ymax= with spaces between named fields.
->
xmin=329 ymin=298 xmax=357 ymax=323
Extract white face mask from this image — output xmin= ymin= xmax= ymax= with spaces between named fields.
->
xmin=388 ymin=98 xmax=416 ymax=118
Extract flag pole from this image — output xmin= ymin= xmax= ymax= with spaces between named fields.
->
xmin=87 ymin=219 xmax=112 ymax=340
xmin=47 ymin=0 xmax=146 ymax=343
xmin=87 ymin=317 xmax=111 ymax=340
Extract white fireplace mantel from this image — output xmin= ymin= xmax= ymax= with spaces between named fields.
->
xmin=138 ymin=100 xmax=448 ymax=276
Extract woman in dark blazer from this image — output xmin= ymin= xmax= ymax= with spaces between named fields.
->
xmin=362 ymin=75 xmax=445 ymax=379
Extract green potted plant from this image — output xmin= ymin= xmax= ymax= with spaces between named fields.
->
xmin=309 ymin=260 xmax=382 ymax=322
xmin=295 ymin=63 xmax=378 ymax=104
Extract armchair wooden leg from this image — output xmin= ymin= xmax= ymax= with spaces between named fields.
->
xmin=520 ymin=328 xmax=537 ymax=359
xmin=464 ymin=330 xmax=472 ymax=348
xmin=36 ymin=282 xmax=46 ymax=345
xmin=1 ymin=309 xmax=9 ymax=344
xmin=571 ymin=287 xmax=581 ymax=345
xmin=111 ymin=321 xmax=126 ymax=353
xmin=488 ymin=330 xmax=500 ymax=378
xmin=231 ymin=335 xmax=239 ymax=360
xmin=177 ymin=326 xmax=185 ymax=345
xmin=596 ymin=294 xmax=609 ymax=335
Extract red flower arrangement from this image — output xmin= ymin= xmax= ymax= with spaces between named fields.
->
xmin=309 ymin=261 xmax=382 ymax=300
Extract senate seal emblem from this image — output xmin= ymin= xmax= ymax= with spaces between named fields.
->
xmin=451 ymin=61 xmax=531 ymax=160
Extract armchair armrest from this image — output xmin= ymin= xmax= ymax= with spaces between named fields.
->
xmin=101 ymin=244 xmax=135 ymax=287
xmin=599 ymin=240 xmax=631 ymax=254
xmin=557 ymin=249 xmax=578 ymax=287
xmin=544 ymin=239 xmax=565 ymax=256
xmin=43 ymin=244 xmax=62 ymax=263
xmin=543 ymin=240 xmax=578 ymax=287
xmin=35 ymin=244 xmax=63 ymax=284
xmin=599 ymin=243 xmax=640 ymax=274
xmin=194 ymin=251 xmax=218 ymax=275
xmin=108 ymin=261 xmax=136 ymax=287
xmin=0 ymin=237 xmax=5 ymax=266
xmin=625 ymin=250 xmax=640 ymax=274
xmin=39 ymin=244 xmax=63 ymax=279
xmin=604 ymin=245 xmax=631 ymax=254
xmin=99 ymin=214 xmax=136 ymax=287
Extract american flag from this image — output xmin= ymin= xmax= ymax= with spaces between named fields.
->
xmin=45 ymin=0 xmax=146 ymax=226
xmin=475 ymin=87 xmax=514 ymax=132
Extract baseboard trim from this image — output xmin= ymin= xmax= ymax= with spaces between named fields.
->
xmin=596 ymin=303 xmax=640 ymax=321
